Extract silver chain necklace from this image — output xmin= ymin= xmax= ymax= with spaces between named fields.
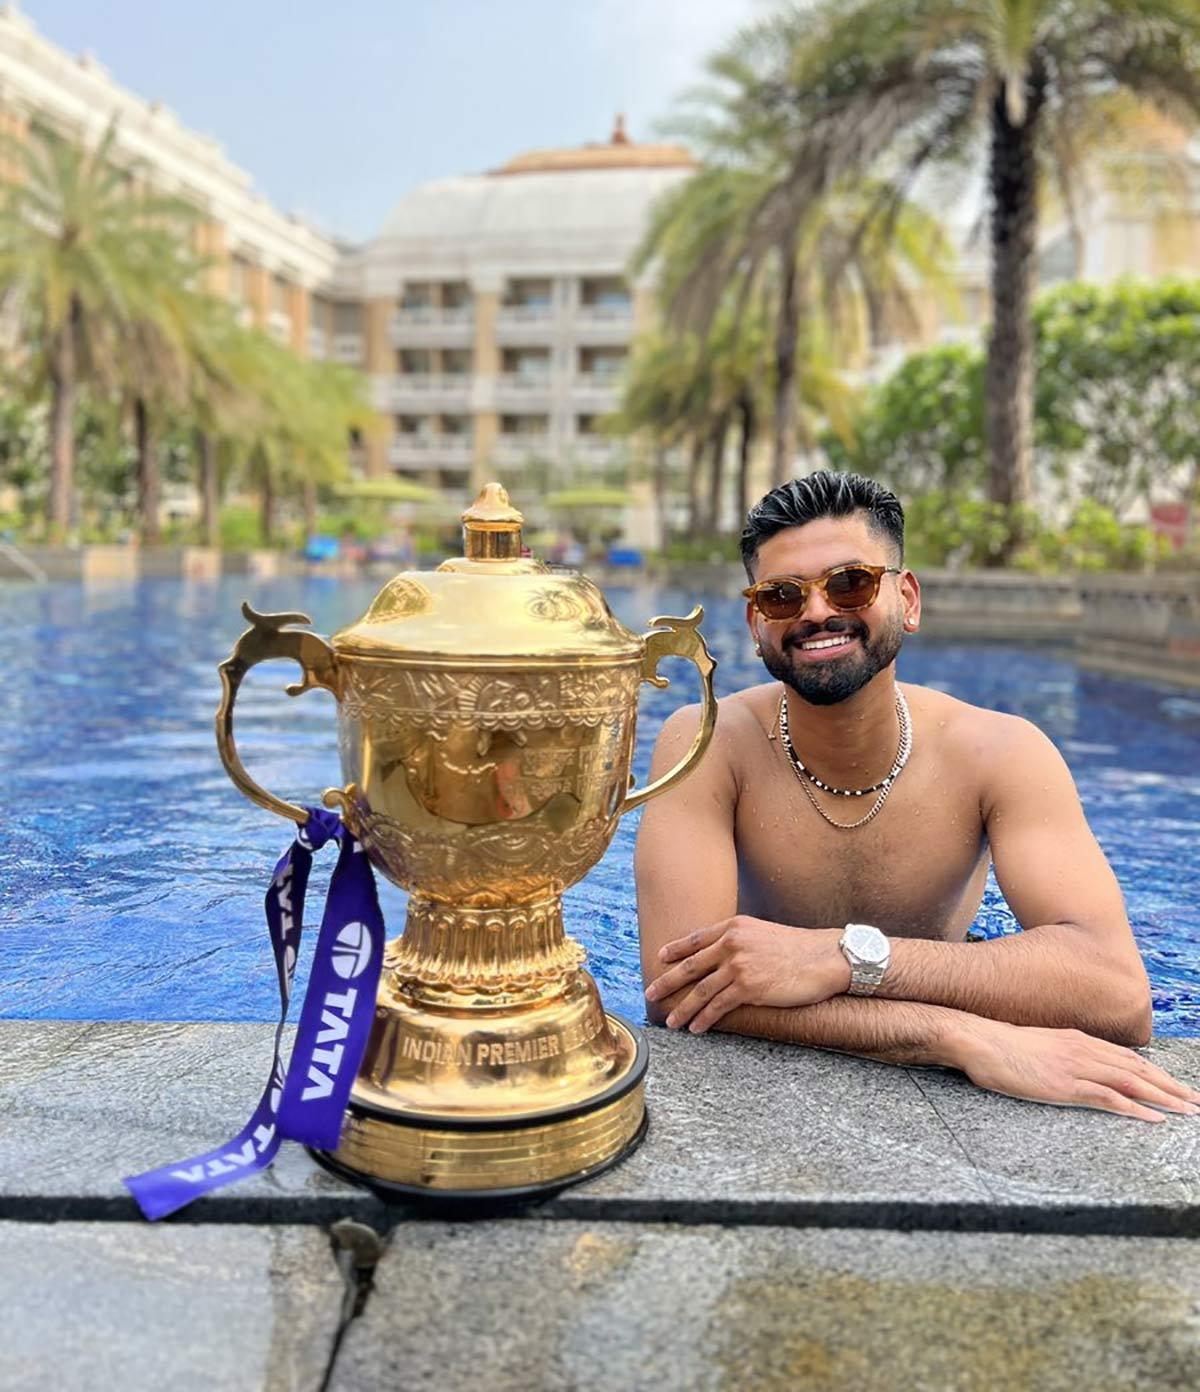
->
xmin=778 ymin=688 xmax=913 ymax=830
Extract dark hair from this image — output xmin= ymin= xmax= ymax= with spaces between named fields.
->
xmin=740 ymin=470 xmax=904 ymax=577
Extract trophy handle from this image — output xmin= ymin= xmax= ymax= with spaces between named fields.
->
xmin=621 ymin=606 xmax=717 ymax=816
xmin=216 ymin=602 xmax=342 ymax=826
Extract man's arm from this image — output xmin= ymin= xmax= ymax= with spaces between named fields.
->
xmin=874 ymin=716 xmax=1153 ymax=1045
xmin=636 ymin=705 xmax=1196 ymax=1121
xmin=636 ymin=703 xmax=990 ymax=1067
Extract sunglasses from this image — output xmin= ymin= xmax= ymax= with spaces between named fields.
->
xmin=742 ymin=563 xmax=901 ymax=621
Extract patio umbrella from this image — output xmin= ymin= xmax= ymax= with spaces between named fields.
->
xmin=333 ymin=478 xmax=440 ymax=503
xmin=544 ymin=487 xmax=634 ymax=509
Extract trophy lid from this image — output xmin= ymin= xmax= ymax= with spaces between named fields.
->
xmin=331 ymin=482 xmax=644 ymax=662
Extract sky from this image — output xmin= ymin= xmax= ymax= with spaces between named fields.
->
xmin=24 ymin=0 xmax=763 ymax=243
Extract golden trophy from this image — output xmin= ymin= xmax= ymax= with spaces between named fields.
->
xmin=215 ymin=483 xmax=716 ymax=1199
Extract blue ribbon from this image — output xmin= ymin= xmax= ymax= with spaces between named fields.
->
xmin=124 ymin=809 xmax=385 ymax=1220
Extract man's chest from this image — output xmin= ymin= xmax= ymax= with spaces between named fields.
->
xmin=731 ymin=752 xmax=988 ymax=937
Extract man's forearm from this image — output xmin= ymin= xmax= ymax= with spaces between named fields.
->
xmin=880 ymin=925 xmax=1150 ymax=1044
xmin=713 ymin=994 xmax=977 ymax=1069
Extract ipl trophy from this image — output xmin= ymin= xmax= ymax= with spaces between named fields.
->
xmin=215 ymin=483 xmax=716 ymax=1199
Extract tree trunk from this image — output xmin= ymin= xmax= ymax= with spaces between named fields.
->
xmin=706 ymin=412 xmax=730 ymax=536
xmin=985 ymin=66 xmax=1047 ymax=558
xmin=771 ymin=230 xmax=801 ymax=485
xmin=736 ymin=389 xmax=756 ymax=523
xmin=259 ymin=467 xmax=275 ymax=545
xmin=47 ymin=316 xmax=77 ymax=541
xmin=135 ymin=397 xmax=160 ymax=545
xmin=686 ymin=437 xmax=703 ymax=536
xmin=652 ymin=446 xmax=670 ymax=550
xmin=196 ymin=428 xmax=219 ymax=547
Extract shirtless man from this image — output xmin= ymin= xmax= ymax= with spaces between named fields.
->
xmin=636 ymin=471 xmax=1199 ymax=1122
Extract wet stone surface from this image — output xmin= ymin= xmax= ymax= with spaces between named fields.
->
xmin=0 ymin=1022 xmax=1198 ymax=1228
xmin=330 ymin=1220 xmax=1200 ymax=1392
xmin=0 ymin=1221 xmax=343 ymax=1392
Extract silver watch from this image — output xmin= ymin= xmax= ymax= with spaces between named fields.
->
xmin=839 ymin=923 xmax=891 ymax=996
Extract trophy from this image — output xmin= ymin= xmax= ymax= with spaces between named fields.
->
xmin=215 ymin=483 xmax=716 ymax=1199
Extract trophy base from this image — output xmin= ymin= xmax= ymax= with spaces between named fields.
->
xmin=310 ymin=1013 xmax=647 ymax=1204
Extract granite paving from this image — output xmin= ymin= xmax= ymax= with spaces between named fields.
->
xmin=330 ymin=1220 xmax=1200 ymax=1392
xmin=1 ymin=1021 xmax=1197 ymax=1233
xmin=0 ymin=1221 xmax=343 ymax=1392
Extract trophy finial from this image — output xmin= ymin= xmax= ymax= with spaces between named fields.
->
xmin=462 ymin=481 xmax=524 ymax=559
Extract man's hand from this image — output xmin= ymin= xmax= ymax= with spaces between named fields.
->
xmin=944 ymin=1016 xmax=1200 ymax=1122
xmin=644 ymin=917 xmax=851 ymax=1032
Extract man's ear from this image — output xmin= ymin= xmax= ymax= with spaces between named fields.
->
xmin=900 ymin=568 xmax=921 ymax=630
xmin=745 ymin=599 xmax=760 ymax=647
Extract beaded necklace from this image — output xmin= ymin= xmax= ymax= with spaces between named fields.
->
xmin=778 ymin=688 xmax=913 ymax=830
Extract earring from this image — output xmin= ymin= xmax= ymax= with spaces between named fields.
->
xmin=754 ymin=642 xmax=762 ymax=655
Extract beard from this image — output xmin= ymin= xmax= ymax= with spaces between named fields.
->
xmin=759 ymin=610 xmax=905 ymax=706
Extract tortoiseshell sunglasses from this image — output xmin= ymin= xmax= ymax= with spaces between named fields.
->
xmin=742 ymin=564 xmax=901 ymax=620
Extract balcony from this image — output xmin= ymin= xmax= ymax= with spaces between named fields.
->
xmin=494 ymin=372 xmax=554 ymax=409
xmin=307 ymin=328 xmax=329 ymax=360
xmin=390 ymin=305 xmax=475 ymax=347
xmin=388 ymin=436 xmax=473 ymax=471
xmin=332 ymin=333 xmax=365 ymax=364
xmin=495 ymin=304 xmax=556 ymax=346
xmin=571 ymin=372 xmax=621 ymax=409
xmin=493 ymin=433 xmax=552 ymax=462
xmin=574 ymin=302 xmax=634 ymax=329
xmin=569 ymin=436 xmax=619 ymax=467
xmin=377 ymin=373 xmax=473 ymax=410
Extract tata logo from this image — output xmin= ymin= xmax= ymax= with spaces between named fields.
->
xmin=299 ymin=922 xmax=376 ymax=1102
xmin=331 ymin=921 xmax=372 ymax=980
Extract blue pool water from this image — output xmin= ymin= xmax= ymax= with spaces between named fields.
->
xmin=1 ymin=577 xmax=1197 ymax=1035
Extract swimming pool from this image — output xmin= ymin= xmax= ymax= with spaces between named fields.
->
xmin=1 ymin=576 xmax=1197 ymax=1035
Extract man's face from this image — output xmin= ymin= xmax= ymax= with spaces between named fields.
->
xmin=746 ymin=513 xmax=917 ymax=707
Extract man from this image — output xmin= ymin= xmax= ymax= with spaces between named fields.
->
xmin=636 ymin=471 xmax=1199 ymax=1122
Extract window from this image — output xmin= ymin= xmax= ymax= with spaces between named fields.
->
xmin=505 ymin=278 xmax=553 ymax=308
xmin=441 ymin=282 xmax=472 ymax=310
xmin=230 ymin=255 xmax=252 ymax=304
xmin=500 ymin=414 xmax=550 ymax=436
xmin=580 ymin=276 xmax=631 ymax=308
xmin=398 ymin=350 xmax=431 ymax=375
xmin=579 ymin=347 xmax=627 ymax=379
xmin=502 ymin=349 xmax=551 ymax=380
xmin=333 ymin=302 xmax=362 ymax=334
xmin=400 ymin=282 xmax=433 ymax=309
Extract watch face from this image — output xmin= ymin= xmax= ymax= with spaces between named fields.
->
xmin=845 ymin=925 xmax=888 ymax=963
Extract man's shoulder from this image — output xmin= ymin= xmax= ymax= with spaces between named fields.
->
xmin=659 ymin=682 xmax=777 ymax=741
xmin=905 ymin=681 xmax=1055 ymax=768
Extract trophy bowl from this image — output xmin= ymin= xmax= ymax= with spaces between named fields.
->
xmin=215 ymin=484 xmax=716 ymax=1199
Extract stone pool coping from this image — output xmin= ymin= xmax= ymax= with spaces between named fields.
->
xmin=3 ymin=1022 xmax=1198 ymax=1235
xmin=5 ymin=1023 xmax=1199 ymax=1390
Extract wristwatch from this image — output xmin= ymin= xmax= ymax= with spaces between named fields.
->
xmin=839 ymin=923 xmax=891 ymax=996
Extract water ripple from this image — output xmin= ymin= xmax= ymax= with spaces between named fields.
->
xmin=0 ymin=576 xmax=1196 ymax=1036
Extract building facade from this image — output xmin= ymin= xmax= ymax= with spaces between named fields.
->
xmin=2 ymin=4 xmax=1200 ymax=527
xmin=0 ymin=5 xmax=343 ymax=358
xmin=332 ymin=124 xmax=696 ymax=493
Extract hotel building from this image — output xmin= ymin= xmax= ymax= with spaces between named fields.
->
xmin=331 ymin=124 xmax=695 ymax=493
xmin=2 ymin=4 xmax=1199 ymax=518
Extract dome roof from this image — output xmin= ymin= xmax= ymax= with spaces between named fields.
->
xmin=375 ymin=122 xmax=696 ymax=249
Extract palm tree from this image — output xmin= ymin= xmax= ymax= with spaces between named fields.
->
xmin=223 ymin=332 xmax=371 ymax=544
xmin=637 ymin=155 xmax=956 ymax=486
xmin=616 ymin=302 xmax=858 ymax=537
xmin=117 ymin=242 xmax=224 ymax=544
xmin=0 ymin=121 xmax=201 ymax=538
xmin=778 ymin=0 xmax=1200 ymax=522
